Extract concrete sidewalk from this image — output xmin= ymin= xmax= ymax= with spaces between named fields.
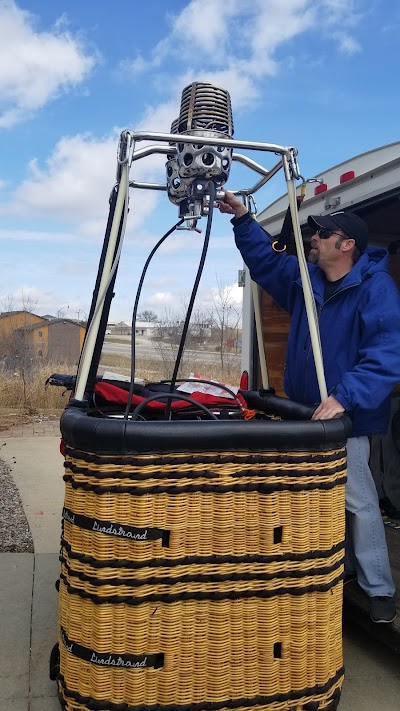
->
xmin=0 ymin=420 xmax=400 ymax=710
xmin=0 ymin=425 xmax=62 ymax=711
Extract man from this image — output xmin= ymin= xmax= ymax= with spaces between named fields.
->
xmin=218 ymin=189 xmax=400 ymax=623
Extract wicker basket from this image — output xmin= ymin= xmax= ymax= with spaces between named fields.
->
xmin=54 ymin=401 xmax=350 ymax=711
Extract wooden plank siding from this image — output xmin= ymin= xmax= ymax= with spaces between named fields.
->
xmin=260 ymin=290 xmax=290 ymax=396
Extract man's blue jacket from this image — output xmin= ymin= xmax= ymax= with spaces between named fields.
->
xmin=234 ymin=213 xmax=400 ymax=436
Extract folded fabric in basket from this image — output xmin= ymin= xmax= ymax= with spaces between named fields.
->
xmin=94 ymin=380 xmax=247 ymax=411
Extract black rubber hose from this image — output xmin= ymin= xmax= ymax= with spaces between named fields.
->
xmin=130 ymin=392 xmax=219 ymax=421
xmin=123 ymin=219 xmax=184 ymax=420
xmin=166 ymin=182 xmax=216 ymax=419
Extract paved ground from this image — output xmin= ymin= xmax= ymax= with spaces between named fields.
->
xmin=0 ymin=415 xmax=61 ymax=438
xmin=0 ymin=416 xmax=399 ymax=710
xmin=0 ymin=419 xmax=62 ymax=711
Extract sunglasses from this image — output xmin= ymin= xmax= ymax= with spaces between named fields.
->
xmin=315 ymin=227 xmax=343 ymax=239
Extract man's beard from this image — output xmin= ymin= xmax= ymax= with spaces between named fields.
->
xmin=308 ymin=248 xmax=319 ymax=264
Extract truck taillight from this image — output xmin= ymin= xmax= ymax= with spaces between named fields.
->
xmin=340 ymin=170 xmax=355 ymax=183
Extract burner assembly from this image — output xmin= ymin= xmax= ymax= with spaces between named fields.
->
xmin=166 ymin=82 xmax=234 ymax=220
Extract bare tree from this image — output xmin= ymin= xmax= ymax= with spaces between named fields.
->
xmin=207 ymin=278 xmax=242 ymax=376
xmin=137 ymin=310 xmax=159 ymax=323
xmin=150 ymin=305 xmax=209 ymax=379
xmin=0 ymin=294 xmax=41 ymax=407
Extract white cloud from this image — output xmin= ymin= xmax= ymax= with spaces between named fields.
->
xmin=120 ymin=54 xmax=155 ymax=76
xmin=0 ymin=0 xmax=98 ymax=128
xmin=120 ymin=0 xmax=243 ymax=75
xmin=121 ymin=0 xmax=364 ymax=104
xmin=146 ymin=291 xmax=176 ymax=308
xmin=0 ymin=284 xmax=57 ymax=314
xmin=0 ymin=131 xmax=117 ymax=227
xmin=0 ymin=88 xmax=200 ymax=241
xmin=333 ymin=32 xmax=362 ymax=55
xmin=0 ymin=129 xmax=165 ymax=239
xmin=165 ymin=0 xmax=243 ymax=59
xmin=0 ymin=227 xmax=77 ymax=242
xmin=136 ymin=97 xmax=180 ymax=133
xmin=146 ymin=275 xmax=178 ymax=289
xmin=322 ymin=0 xmax=361 ymax=26
xmin=209 ymin=282 xmax=243 ymax=309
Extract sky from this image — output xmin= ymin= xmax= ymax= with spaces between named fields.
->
xmin=0 ymin=0 xmax=399 ymax=324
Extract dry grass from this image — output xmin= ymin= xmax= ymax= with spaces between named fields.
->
xmin=100 ymin=354 xmax=242 ymax=385
xmin=0 ymin=362 xmax=73 ymax=413
xmin=0 ymin=353 xmax=242 ymax=417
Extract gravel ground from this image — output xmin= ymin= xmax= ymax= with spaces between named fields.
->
xmin=0 ymin=458 xmax=34 ymax=552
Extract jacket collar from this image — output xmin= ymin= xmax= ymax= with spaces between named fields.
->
xmin=296 ymin=248 xmax=388 ymax=305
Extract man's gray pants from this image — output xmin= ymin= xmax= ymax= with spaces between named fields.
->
xmin=345 ymin=436 xmax=395 ymax=598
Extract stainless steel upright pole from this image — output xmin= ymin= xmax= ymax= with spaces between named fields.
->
xmin=74 ymin=163 xmax=129 ymax=402
xmin=283 ymin=155 xmax=327 ymax=401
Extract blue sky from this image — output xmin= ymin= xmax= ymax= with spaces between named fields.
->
xmin=0 ymin=0 xmax=399 ymax=323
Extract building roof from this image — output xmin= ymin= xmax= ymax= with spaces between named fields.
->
xmin=18 ymin=318 xmax=85 ymax=332
xmin=0 ymin=310 xmax=44 ymax=320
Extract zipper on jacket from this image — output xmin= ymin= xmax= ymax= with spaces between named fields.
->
xmin=302 ymin=284 xmax=359 ymax=402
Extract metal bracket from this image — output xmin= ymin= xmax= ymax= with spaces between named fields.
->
xmin=324 ymin=196 xmax=341 ymax=210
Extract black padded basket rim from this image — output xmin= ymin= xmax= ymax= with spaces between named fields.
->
xmin=60 ymin=399 xmax=352 ymax=456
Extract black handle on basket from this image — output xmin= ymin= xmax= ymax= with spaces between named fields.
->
xmin=45 ymin=373 xmax=103 ymax=390
xmin=241 ymin=389 xmax=316 ymax=420
xmin=45 ymin=373 xmax=77 ymax=389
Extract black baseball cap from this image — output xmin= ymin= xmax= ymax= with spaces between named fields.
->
xmin=308 ymin=211 xmax=368 ymax=253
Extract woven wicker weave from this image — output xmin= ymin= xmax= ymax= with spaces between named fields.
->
xmin=55 ymin=440 xmax=346 ymax=711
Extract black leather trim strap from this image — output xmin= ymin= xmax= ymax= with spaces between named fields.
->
xmin=59 ymin=538 xmax=345 ymax=570
xmin=62 ymin=507 xmax=170 ymax=546
xmin=60 ymin=627 xmax=164 ymax=669
xmin=63 ymin=446 xmax=344 ymax=467
xmin=60 ymin=556 xmax=343 ymax=589
xmin=64 ymin=459 xmax=345 ymax=481
xmin=62 ymin=474 xmax=347 ymax=496
xmin=57 ymin=666 xmax=344 ymax=711
xmin=59 ymin=570 xmax=343 ymax=605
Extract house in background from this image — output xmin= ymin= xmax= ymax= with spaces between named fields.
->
xmin=0 ymin=311 xmax=46 ymax=357
xmin=108 ymin=321 xmax=158 ymax=337
xmin=20 ymin=318 xmax=86 ymax=362
xmin=0 ymin=311 xmax=86 ymax=364
xmin=112 ymin=321 xmax=131 ymax=335
xmin=134 ymin=321 xmax=158 ymax=337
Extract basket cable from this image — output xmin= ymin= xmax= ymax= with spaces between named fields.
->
xmin=165 ymin=181 xmax=216 ymax=420
xmin=130 ymin=392 xmax=219 ymax=421
xmin=123 ymin=218 xmax=185 ymax=420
